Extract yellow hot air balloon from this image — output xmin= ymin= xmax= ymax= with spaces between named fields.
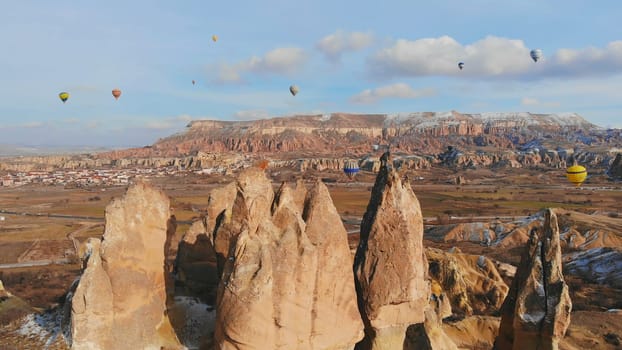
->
xmin=212 ymin=35 xmax=218 ymax=42
xmin=566 ymin=164 xmax=587 ymax=187
xmin=59 ymin=92 xmax=70 ymax=103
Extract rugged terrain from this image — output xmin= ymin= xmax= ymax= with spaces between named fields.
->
xmin=1 ymin=112 xmax=622 ymax=349
xmin=1 ymin=112 xmax=621 ymax=175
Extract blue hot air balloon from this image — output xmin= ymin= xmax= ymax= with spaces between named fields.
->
xmin=344 ymin=160 xmax=360 ymax=179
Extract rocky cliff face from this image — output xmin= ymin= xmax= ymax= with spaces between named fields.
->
xmin=426 ymin=248 xmax=509 ymax=316
xmin=1 ymin=112 xmax=619 ymax=173
xmin=212 ymin=168 xmax=364 ymax=349
xmin=494 ymin=209 xmax=572 ymax=350
xmin=146 ymin=112 xmax=603 ymax=157
xmin=70 ymin=181 xmax=181 ymax=350
xmin=608 ymin=153 xmax=622 ymax=179
xmin=354 ymin=155 xmax=430 ymax=349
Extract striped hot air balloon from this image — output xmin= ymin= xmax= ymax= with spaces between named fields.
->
xmin=566 ymin=164 xmax=587 ymax=187
xmin=344 ymin=160 xmax=359 ymax=180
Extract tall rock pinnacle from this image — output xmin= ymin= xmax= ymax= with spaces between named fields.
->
xmin=494 ymin=208 xmax=572 ymax=350
xmin=354 ymin=154 xmax=430 ymax=349
xmin=71 ymin=181 xmax=181 ymax=350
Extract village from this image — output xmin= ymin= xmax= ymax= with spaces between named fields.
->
xmin=0 ymin=166 xmax=196 ymax=188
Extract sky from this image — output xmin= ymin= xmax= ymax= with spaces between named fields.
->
xmin=1 ymin=0 xmax=621 ymax=148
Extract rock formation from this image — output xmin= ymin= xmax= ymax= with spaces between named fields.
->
xmin=426 ymin=248 xmax=509 ymax=316
xmin=565 ymin=247 xmax=622 ymax=289
xmin=443 ymin=316 xmax=501 ymax=350
xmin=302 ymin=179 xmax=364 ymax=349
xmin=176 ymin=182 xmax=236 ymax=301
xmin=0 ymin=279 xmax=35 ymax=326
xmin=213 ymin=169 xmax=364 ymax=349
xmin=494 ymin=209 xmax=572 ymax=350
xmin=354 ymin=157 xmax=430 ymax=349
xmin=608 ymin=153 xmax=622 ymax=179
xmin=70 ymin=181 xmax=182 ymax=350
xmin=403 ymin=301 xmax=458 ymax=350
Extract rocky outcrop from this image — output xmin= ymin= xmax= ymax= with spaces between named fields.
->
xmin=443 ymin=316 xmax=501 ymax=350
xmin=492 ymin=208 xmax=622 ymax=251
xmin=70 ymin=181 xmax=181 ymax=350
xmin=0 ymin=279 xmax=35 ymax=326
xmin=494 ymin=209 xmax=572 ymax=350
xmin=150 ymin=112 xmax=597 ymax=156
xmin=1 ymin=112 xmax=618 ymax=175
xmin=426 ymin=222 xmax=498 ymax=245
xmin=426 ymin=248 xmax=509 ymax=316
xmin=608 ymin=153 xmax=622 ymax=179
xmin=354 ymin=155 xmax=430 ymax=349
xmin=213 ymin=169 xmax=364 ymax=349
xmin=403 ymin=301 xmax=458 ymax=350
xmin=565 ymin=247 xmax=622 ymax=289
xmin=175 ymin=182 xmax=237 ymax=301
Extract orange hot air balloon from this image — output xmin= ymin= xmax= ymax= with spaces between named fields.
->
xmin=255 ymin=159 xmax=269 ymax=170
xmin=112 ymin=88 xmax=122 ymax=100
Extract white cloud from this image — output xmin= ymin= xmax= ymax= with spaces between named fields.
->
xmin=316 ymin=30 xmax=374 ymax=61
xmin=214 ymin=47 xmax=307 ymax=83
xmin=62 ymin=118 xmax=80 ymax=124
xmin=175 ymin=114 xmax=194 ymax=122
xmin=520 ymin=97 xmax=560 ymax=107
xmin=351 ymin=83 xmax=436 ymax=104
xmin=544 ymin=41 xmax=622 ymax=78
xmin=86 ymin=121 xmax=102 ymax=129
xmin=21 ymin=121 xmax=44 ymax=128
xmin=233 ymin=109 xmax=272 ymax=120
xmin=369 ymin=36 xmax=622 ymax=80
xmin=145 ymin=121 xmax=175 ymax=130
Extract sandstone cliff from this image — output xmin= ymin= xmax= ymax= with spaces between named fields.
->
xmin=70 ymin=181 xmax=182 ymax=350
xmin=494 ymin=209 xmax=572 ymax=350
xmin=2 ymin=112 xmax=619 ymax=174
xmin=149 ymin=112 xmax=598 ymax=156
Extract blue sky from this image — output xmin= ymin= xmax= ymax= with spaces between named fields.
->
xmin=1 ymin=0 xmax=621 ymax=147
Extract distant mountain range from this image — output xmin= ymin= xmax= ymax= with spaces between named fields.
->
xmin=0 ymin=144 xmax=113 ymax=157
xmin=1 ymin=111 xmax=620 ymax=173
xmin=100 ymin=111 xmax=609 ymax=158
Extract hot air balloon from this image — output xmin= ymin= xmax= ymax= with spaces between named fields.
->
xmin=566 ymin=164 xmax=587 ymax=187
xmin=212 ymin=35 xmax=218 ymax=42
xmin=59 ymin=92 xmax=70 ymax=103
xmin=112 ymin=88 xmax=122 ymax=100
xmin=458 ymin=62 xmax=464 ymax=70
xmin=344 ymin=160 xmax=359 ymax=180
xmin=254 ymin=159 xmax=269 ymax=170
xmin=192 ymin=80 xmax=196 ymax=85
xmin=530 ymin=49 xmax=543 ymax=62
xmin=289 ymin=85 xmax=299 ymax=96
